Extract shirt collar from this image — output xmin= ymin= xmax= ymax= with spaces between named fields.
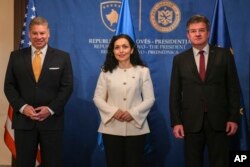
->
xmin=193 ymin=44 xmax=209 ymax=56
xmin=31 ymin=45 xmax=48 ymax=56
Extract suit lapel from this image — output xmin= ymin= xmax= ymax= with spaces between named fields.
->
xmin=205 ymin=45 xmax=216 ymax=81
xmin=23 ymin=47 xmax=36 ymax=81
xmin=186 ymin=49 xmax=201 ymax=82
xmin=38 ymin=46 xmax=54 ymax=82
xmin=186 ymin=45 xmax=217 ymax=82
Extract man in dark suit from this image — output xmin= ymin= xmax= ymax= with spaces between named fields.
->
xmin=4 ymin=17 xmax=73 ymax=167
xmin=169 ymin=15 xmax=240 ymax=167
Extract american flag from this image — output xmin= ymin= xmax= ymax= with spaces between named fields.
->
xmin=4 ymin=0 xmax=41 ymax=166
xmin=20 ymin=0 xmax=37 ymax=48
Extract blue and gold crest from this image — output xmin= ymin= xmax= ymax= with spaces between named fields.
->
xmin=100 ymin=1 xmax=121 ymax=32
xmin=150 ymin=0 xmax=181 ymax=33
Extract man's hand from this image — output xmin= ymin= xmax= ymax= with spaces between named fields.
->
xmin=34 ymin=106 xmax=51 ymax=122
xmin=226 ymin=121 xmax=238 ymax=136
xmin=173 ymin=124 xmax=185 ymax=139
xmin=23 ymin=105 xmax=39 ymax=120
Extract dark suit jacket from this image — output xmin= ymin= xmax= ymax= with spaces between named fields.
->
xmin=169 ymin=45 xmax=240 ymax=132
xmin=4 ymin=46 xmax=73 ymax=130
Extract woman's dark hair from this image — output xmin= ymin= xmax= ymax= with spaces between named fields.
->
xmin=102 ymin=34 xmax=146 ymax=72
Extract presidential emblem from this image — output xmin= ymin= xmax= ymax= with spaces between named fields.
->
xmin=150 ymin=0 xmax=181 ymax=33
xmin=100 ymin=1 xmax=121 ymax=32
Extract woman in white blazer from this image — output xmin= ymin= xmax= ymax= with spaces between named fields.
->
xmin=93 ymin=34 xmax=155 ymax=167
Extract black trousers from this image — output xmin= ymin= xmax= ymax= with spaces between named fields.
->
xmin=184 ymin=113 xmax=229 ymax=167
xmin=102 ymin=134 xmax=146 ymax=167
xmin=15 ymin=128 xmax=63 ymax=167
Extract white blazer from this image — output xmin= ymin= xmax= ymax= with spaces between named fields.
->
xmin=93 ymin=66 xmax=155 ymax=136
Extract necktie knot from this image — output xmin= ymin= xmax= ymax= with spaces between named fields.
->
xmin=35 ymin=49 xmax=41 ymax=54
xmin=199 ymin=50 xmax=204 ymax=55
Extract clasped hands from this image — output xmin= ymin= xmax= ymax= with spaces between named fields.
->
xmin=173 ymin=121 xmax=238 ymax=139
xmin=23 ymin=105 xmax=51 ymax=121
xmin=113 ymin=109 xmax=133 ymax=122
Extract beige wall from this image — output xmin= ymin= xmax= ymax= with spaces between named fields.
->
xmin=0 ymin=0 xmax=14 ymax=165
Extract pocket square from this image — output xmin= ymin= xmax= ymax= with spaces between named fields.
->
xmin=49 ymin=67 xmax=60 ymax=70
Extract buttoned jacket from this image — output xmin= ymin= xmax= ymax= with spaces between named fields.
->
xmin=169 ymin=45 xmax=240 ymax=132
xmin=93 ymin=66 xmax=155 ymax=136
xmin=4 ymin=46 xmax=73 ymax=130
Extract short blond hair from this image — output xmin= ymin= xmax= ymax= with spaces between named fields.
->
xmin=29 ymin=16 xmax=49 ymax=30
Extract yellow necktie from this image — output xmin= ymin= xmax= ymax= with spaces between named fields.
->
xmin=32 ymin=50 xmax=42 ymax=82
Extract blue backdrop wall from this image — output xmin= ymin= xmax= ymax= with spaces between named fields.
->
xmin=33 ymin=0 xmax=250 ymax=166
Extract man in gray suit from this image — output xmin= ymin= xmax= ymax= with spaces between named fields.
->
xmin=169 ymin=15 xmax=240 ymax=167
xmin=4 ymin=17 xmax=73 ymax=167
